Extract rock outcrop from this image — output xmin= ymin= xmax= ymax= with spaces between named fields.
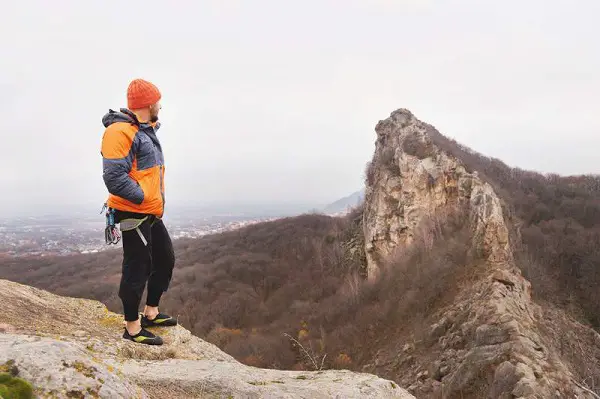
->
xmin=0 ymin=279 xmax=413 ymax=398
xmin=363 ymin=108 xmax=512 ymax=276
xmin=361 ymin=109 xmax=597 ymax=398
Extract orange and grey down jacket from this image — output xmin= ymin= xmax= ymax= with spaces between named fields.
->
xmin=101 ymin=108 xmax=165 ymax=217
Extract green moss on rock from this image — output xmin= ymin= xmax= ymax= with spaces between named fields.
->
xmin=0 ymin=372 xmax=34 ymax=399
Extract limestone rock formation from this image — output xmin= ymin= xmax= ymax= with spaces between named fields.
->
xmin=0 ymin=278 xmax=413 ymax=398
xmin=361 ymin=109 xmax=597 ymax=398
xmin=363 ymin=108 xmax=512 ymax=276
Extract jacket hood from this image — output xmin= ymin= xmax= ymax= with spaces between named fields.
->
xmin=102 ymin=108 xmax=161 ymax=131
xmin=102 ymin=108 xmax=138 ymax=128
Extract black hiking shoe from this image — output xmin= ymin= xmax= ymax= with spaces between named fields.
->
xmin=122 ymin=327 xmax=164 ymax=345
xmin=141 ymin=313 xmax=177 ymax=328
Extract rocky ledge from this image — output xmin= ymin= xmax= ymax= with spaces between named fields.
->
xmin=0 ymin=279 xmax=412 ymax=398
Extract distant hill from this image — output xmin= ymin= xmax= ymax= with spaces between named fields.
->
xmin=323 ymin=189 xmax=365 ymax=214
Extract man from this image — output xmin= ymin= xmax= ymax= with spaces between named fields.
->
xmin=100 ymin=78 xmax=176 ymax=345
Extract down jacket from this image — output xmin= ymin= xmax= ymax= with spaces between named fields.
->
xmin=100 ymin=108 xmax=165 ymax=217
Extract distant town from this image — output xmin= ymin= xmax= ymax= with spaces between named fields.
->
xmin=0 ymin=206 xmax=355 ymax=258
xmin=0 ymin=193 xmax=362 ymax=259
xmin=0 ymin=213 xmax=279 ymax=258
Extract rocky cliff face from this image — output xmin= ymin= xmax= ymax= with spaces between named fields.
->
xmin=361 ymin=109 xmax=597 ymax=398
xmin=363 ymin=109 xmax=512 ymax=277
xmin=0 ymin=279 xmax=413 ymax=399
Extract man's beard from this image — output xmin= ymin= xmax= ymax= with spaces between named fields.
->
xmin=150 ymin=114 xmax=159 ymax=123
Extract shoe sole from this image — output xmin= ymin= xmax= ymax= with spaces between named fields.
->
xmin=123 ymin=337 xmax=164 ymax=345
xmin=141 ymin=320 xmax=178 ymax=328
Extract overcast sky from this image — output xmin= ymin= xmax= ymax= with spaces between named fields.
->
xmin=1 ymin=0 xmax=599 ymax=215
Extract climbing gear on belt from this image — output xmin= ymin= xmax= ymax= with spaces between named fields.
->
xmin=101 ymin=203 xmax=121 ymax=245
xmin=119 ymin=216 xmax=149 ymax=246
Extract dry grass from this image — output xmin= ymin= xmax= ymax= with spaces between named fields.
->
xmin=139 ymin=381 xmax=217 ymax=399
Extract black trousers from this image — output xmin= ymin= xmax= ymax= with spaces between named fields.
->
xmin=115 ymin=211 xmax=175 ymax=322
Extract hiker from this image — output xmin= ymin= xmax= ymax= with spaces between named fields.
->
xmin=100 ymin=79 xmax=176 ymax=345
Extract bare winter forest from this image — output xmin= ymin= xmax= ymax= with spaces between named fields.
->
xmin=3 ymin=132 xmax=600 ymax=387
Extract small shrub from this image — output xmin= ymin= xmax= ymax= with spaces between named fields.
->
xmin=0 ymin=373 xmax=34 ymax=399
xmin=365 ymin=161 xmax=376 ymax=186
xmin=206 ymin=326 xmax=243 ymax=348
xmin=402 ymin=135 xmax=435 ymax=159
xmin=333 ymin=353 xmax=352 ymax=368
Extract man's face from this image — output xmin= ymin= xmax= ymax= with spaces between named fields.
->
xmin=149 ymin=101 xmax=162 ymax=123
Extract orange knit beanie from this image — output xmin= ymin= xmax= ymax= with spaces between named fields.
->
xmin=127 ymin=79 xmax=161 ymax=110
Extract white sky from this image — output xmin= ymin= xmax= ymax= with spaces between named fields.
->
xmin=1 ymin=0 xmax=599 ymax=214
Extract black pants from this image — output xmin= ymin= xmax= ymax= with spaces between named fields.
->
xmin=115 ymin=211 xmax=175 ymax=322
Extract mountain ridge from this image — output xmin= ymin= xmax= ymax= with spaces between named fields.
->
xmin=358 ymin=108 xmax=600 ymax=397
xmin=323 ymin=189 xmax=365 ymax=214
